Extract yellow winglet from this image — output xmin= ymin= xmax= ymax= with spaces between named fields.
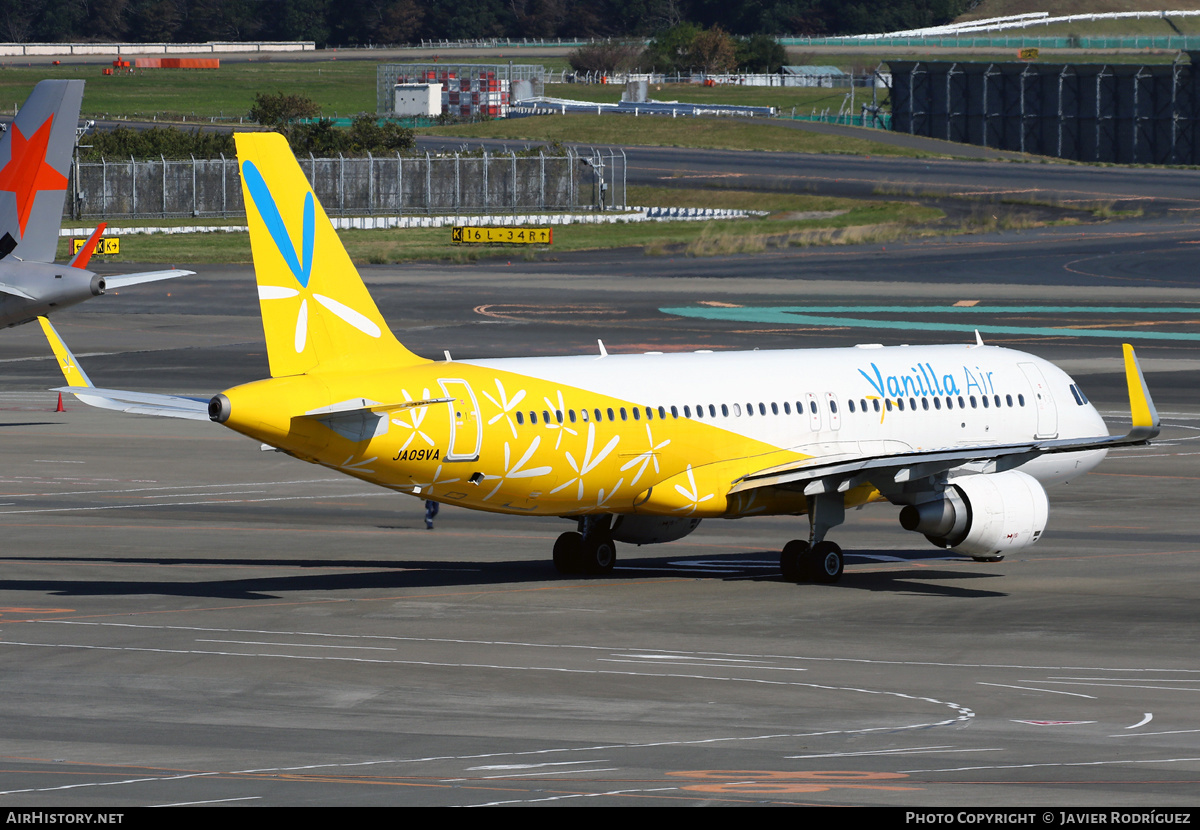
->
xmin=1122 ymin=343 xmax=1159 ymax=436
xmin=38 ymin=316 xmax=93 ymax=388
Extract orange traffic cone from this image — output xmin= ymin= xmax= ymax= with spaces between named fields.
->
xmin=55 ymin=393 xmax=65 ymax=412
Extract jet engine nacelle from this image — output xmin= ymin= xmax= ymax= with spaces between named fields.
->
xmin=610 ymin=515 xmax=701 ymax=545
xmin=899 ymin=470 xmax=1049 ymax=559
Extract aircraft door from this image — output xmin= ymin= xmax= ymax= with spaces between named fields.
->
xmin=1018 ymin=363 xmax=1058 ymax=439
xmin=805 ymin=392 xmax=822 ymax=432
xmin=438 ymin=378 xmax=482 ymax=461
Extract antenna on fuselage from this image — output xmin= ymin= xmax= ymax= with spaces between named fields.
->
xmin=597 ymin=339 xmax=608 ymax=358
xmin=974 ymin=329 xmax=984 ymax=347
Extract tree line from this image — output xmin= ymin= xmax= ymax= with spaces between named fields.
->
xmin=80 ymin=93 xmax=416 ymax=159
xmin=0 ymin=0 xmax=971 ymax=46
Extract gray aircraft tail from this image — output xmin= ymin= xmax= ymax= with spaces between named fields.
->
xmin=0 ymin=80 xmax=83 ymax=263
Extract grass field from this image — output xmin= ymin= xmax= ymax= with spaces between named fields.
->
xmin=57 ymin=189 xmax=943 ymax=264
xmin=419 ymin=113 xmax=934 ymax=156
xmin=0 ymin=61 xmax=380 ymax=120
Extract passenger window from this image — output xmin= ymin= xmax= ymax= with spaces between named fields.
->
xmin=733 ymin=403 xmax=742 ymax=416
xmin=759 ymin=403 xmax=766 ymax=415
xmin=708 ymin=405 xmax=716 ymax=418
xmin=632 ymin=407 xmax=640 ymax=420
xmin=607 ymin=407 xmax=615 ymax=421
xmin=922 ymin=398 xmax=929 ymax=411
xmin=946 ymin=397 xmax=953 ymax=410
xmin=530 ymin=411 xmax=538 ymax=424
xmin=872 ymin=399 xmax=881 ymax=413
xmin=933 ymin=397 xmax=941 ymax=410
xmin=809 ymin=401 xmax=817 ymax=414
xmin=1018 ymin=394 xmax=1025 ymax=407
xmin=896 ymin=399 xmax=904 ymax=411
xmin=580 ymin=409 xmax=588 ymax=422
xmin=970 ymin=396 xmax=977 ymax=408
xmin=957 ymin=396 xmax=965 ymax=409
xmin=847 ymin=400 xmax=855 ymax=413
xmin=981 ymin=396 xmax=989 ymax=408
xmin=594 ymin=408 xmax=602 ymax=422
xmin=784 ymin=402 xmax=791 ymax=415
xmin=671 ymin=406 xmax=678 ymax=418
xmin=543 ymin=410 xmax=550 ymax=423
xmin=516 ymin=412 xmax=525 ymax=425
xmin=1006 ymin=395 xmax=1013 ymax=407
xmin=556 ymin=410 xmax=563 ymax=424
xmin=885 ymin=399 xmax=893 ymax=411
xmin=721 ymin=404 xmax=729 ymax=417
xmin=746 ymin=403 xmax=754 ymax=416
xmin=695 ymin=406 xmax=703 ymax=419
xmin=771 ymin=402 xmax=779 ymax=415
xmin=620 ymin=408 xmax=628 ymax=421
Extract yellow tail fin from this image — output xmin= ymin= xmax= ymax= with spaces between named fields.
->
xmin=234 ymin=132 xmax=426 ymax=377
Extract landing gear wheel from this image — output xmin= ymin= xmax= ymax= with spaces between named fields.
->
xmin=581 ymin=536 xmax=616 ymax=575
xmin=553 ymin=531 xmax=584 ymax=575
xmin=972 ymin=554 xmax=1004 ymax=563
xmin=780 ymin=540 xmax=810 ymax=582
xmin=809 ymin=540 xmax=844 ymax=584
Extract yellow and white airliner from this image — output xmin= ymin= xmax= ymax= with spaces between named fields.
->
xmin=39 ymin=133 xmax=1161 ymax=583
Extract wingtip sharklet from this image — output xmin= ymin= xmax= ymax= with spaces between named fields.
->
xmin=1122 ymin=343 xmax=1159 ymax=438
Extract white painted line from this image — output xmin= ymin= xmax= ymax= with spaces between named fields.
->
xmin=902 ymin=756 xmax=1200 ymax=774
xmin=1110 ymin=728 xmax=1200 ymax=738
xmin=152 ymin=796 xmax=262 ymax=806
xmin=600 ymin=658 xmax=808 ymax=671
xmin=468 ymin=761 xmax=608 ymax=771
xmin=479 ymin=767 xmax=619 ymax=779
xmin=196 ymin=639 xmax=398 ymax=651
xmin=978 ymin=682 xmax=1096 ymax=699
xmin=1128 ymin=713 xmax=1153 ymax=729
xmin=787 ymin=746 xmax=1002 ymax=759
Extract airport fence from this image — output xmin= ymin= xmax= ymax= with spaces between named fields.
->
xmin=69 ymin=148 xmax=627 ymax=220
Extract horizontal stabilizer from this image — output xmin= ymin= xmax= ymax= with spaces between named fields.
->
xmin=39 ymin=315 xmax=211 ymax=421
xmin=300 ymin=396 xmax=454 ymax=419
xmin=0 ymin=280 xmax=38 ymax=300
xmin=54 ymin=386 xmax=211 ymax=420
xmin=105 ymin=268 xmax=194 ymax=289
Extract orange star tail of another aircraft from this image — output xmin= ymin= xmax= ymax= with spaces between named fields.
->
xmin=0 ymin=80 xmax=83 ymax=263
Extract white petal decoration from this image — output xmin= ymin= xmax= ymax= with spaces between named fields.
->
xmin=294 ymin=298 xmax=308 ymax=353
xmin=258 ymin=285 xmax=300 ymax=300
xmin=314 ymin=293 xmax=381 ymax=338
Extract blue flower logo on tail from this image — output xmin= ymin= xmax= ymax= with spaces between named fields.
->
xmin=242 ymin=159 xmax=380 ymax=353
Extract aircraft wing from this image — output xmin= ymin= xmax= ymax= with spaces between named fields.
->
xmin=39 ymin=316 xmax=211 ymax=421
xmin=730 ymin=344 xmax=1159 ymax=498
xmin=52 ymin=385 xmax=210 ymax=420
xmin=104 ymin=268 xmax=194 ymax=289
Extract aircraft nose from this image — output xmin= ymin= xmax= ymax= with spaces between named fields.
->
xmin=209 ymin=393 xmax=230 ymax=423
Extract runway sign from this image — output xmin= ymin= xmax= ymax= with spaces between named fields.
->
xmin=452 ymin=226 xmax=552 ymax=245
xmin=71 ymin=237 xmax=120 ymax=255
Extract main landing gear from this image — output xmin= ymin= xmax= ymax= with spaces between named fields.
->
xmin=780 ymin=492 xmax=846 ymax=584
xmin=553 ymin=515 xmax=616 ymax=576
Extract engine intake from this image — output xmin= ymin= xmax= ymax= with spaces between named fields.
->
xmin=900 ymin=470 xmax=1049 ymax=558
